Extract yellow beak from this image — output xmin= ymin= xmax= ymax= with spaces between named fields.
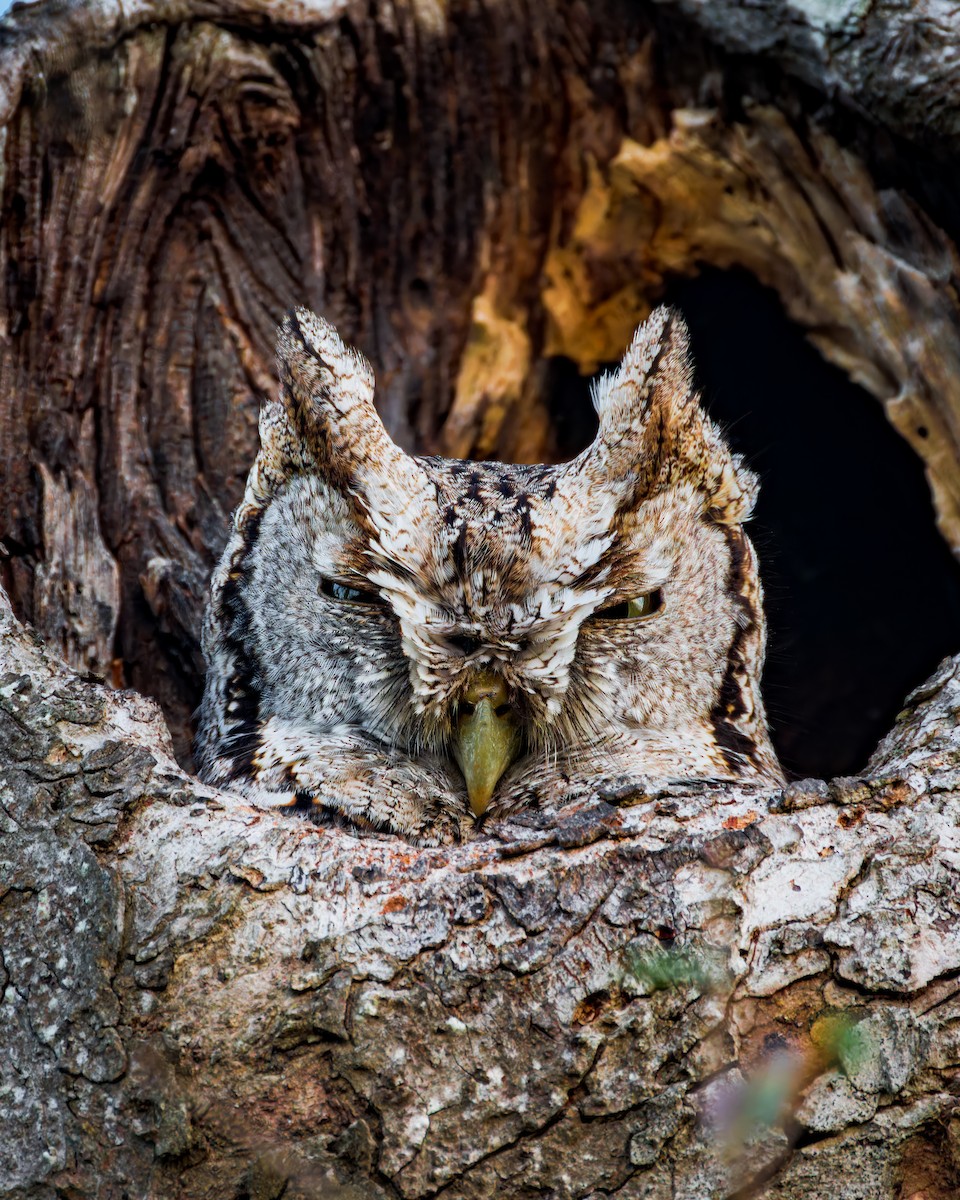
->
xmin=451 ymin=672 xmax=521 ymax=817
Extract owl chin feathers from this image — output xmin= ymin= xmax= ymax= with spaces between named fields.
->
xmin=195 ymin=305 xmax=783 ymax=846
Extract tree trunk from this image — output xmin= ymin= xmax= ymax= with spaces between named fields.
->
xmin=3 ymin=1 xmax=960 ymax=1197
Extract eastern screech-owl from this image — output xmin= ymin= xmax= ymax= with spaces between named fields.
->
xmin=196 ymin=306 xmax=782 ymax=844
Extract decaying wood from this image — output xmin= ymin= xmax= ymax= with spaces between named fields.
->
xmin=5 ymin=2 xmax=960 ymax=1197
xmin=3 ymin=0 xmax=960 ymax=762
xmin=4 ymin=577 xmax=960 ymax=1199
xmin=539 ymin=104 xmax=960 ymax=554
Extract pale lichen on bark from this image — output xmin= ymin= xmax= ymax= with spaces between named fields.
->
xmin=3 ymin=579 xmax=960 ymax=1198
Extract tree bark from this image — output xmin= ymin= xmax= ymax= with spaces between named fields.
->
xmin=4 ymin=570 xmax=960 ymax=1200
xmin=4 ymin=1 xmax=960 ymax=1197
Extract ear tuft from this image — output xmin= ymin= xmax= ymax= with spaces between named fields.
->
xmin=590 ymin=305 xmax=692 ymax=433
xmin=276 ymin=308 xmax=376 ymax=463
xmin=568 ymin=305 xmax=760 ymax=524
xmin=707 ymin=450 xmax=760 ymax=525
xmin=270 ymin=308 xmax=437 ymax=561
xmin=282 ymin=308 xmax=375 ymax=407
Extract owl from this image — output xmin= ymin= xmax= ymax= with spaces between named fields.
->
xmin=195 ymin=306 xmax=782 ymax=845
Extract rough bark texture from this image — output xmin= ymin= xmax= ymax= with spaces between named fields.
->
xmin=5 ymin=2 xmax=960 ymax=1197
xmin=4 ymin=0 xmax=960 ymax=762
xmin=4 ymin=579 xmax=960 ymax=1200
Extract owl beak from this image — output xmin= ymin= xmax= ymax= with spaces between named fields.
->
xmin=452 ymin=672 xmax=521 ymax=817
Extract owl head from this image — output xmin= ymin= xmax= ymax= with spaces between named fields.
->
xmin=197 ymin=306 xmax=781 ymax=844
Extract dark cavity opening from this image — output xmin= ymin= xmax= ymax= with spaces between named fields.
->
xmin=548 ymin=268 xmax=960 ymax=779
xmin=541 ymin=354 xmax=600 ymax=461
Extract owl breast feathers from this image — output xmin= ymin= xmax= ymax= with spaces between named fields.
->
xmin=195 ymin=305 xmax=782 ymax=845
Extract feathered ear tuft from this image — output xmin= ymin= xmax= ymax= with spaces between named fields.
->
xmin=268 ymin=308 xmax=436 ymax=560
xmin=275 ymin=307 xmax=378 ymax=488
xmin=239 ymin=309 xmax=376 ymax=505
xmin=589 ymin=305 xmax=694 ymax=439
xmin=570 ymin=306 xmax=757 ymax=524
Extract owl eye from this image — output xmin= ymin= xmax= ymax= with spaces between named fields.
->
xmin=319 ymin=578 xmax=385 ymax=606
xmin=593 ymin=589 xmax=663 ymax=621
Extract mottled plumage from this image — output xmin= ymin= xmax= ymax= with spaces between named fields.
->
xmin=196 ymin=306 xmax=782 ymax=844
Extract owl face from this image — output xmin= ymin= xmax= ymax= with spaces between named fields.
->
xmin=196 ymin=307 xmax=781 ymax=844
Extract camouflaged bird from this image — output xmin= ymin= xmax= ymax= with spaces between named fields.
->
xmin=196 ymin=306 xmax=782 ymax=844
